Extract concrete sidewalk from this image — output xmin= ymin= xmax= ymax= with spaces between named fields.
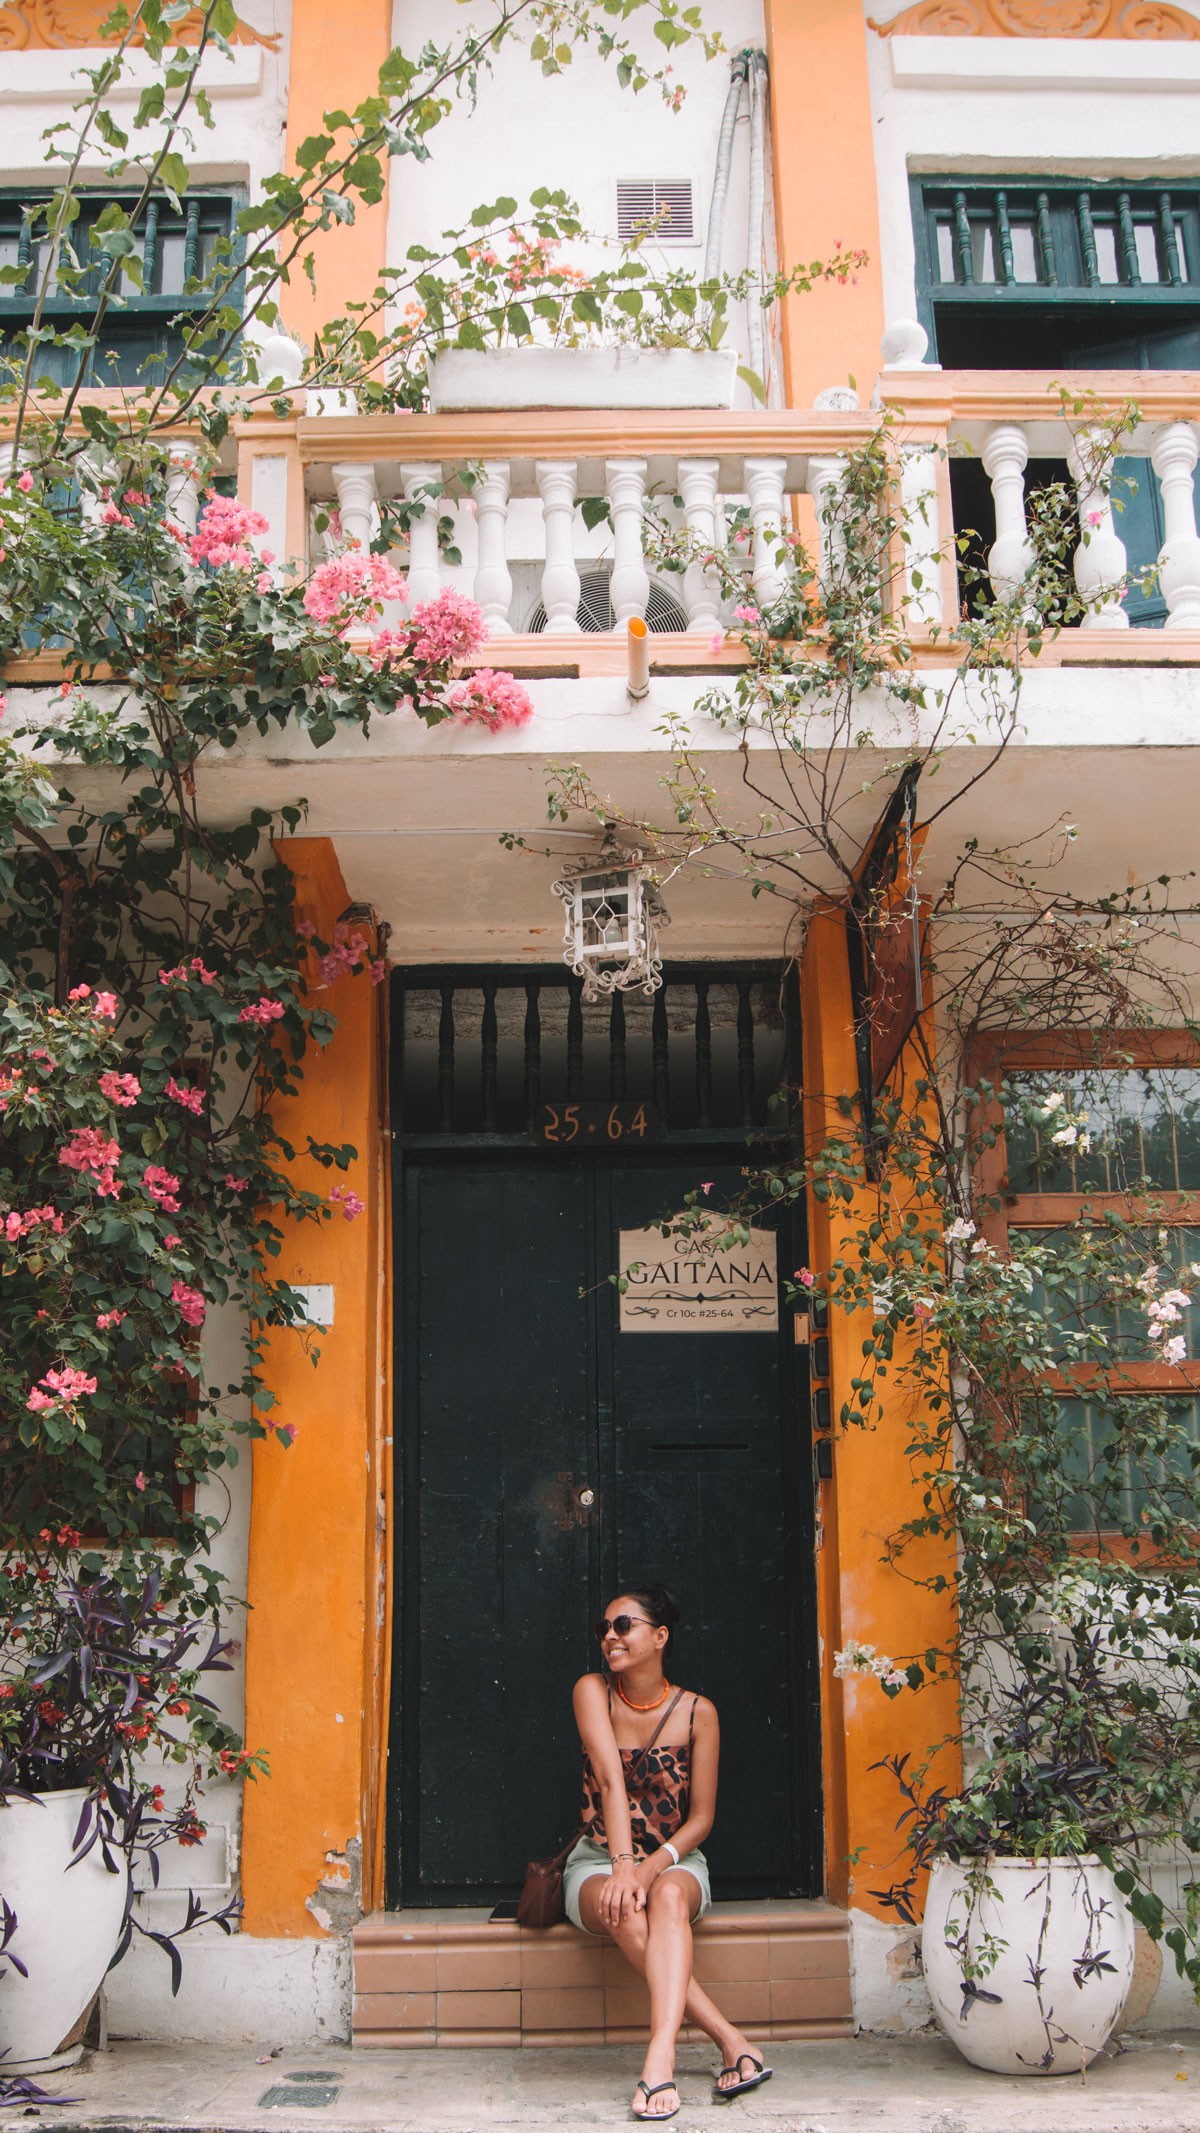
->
xmin=4 ymin=2033 xmax=1198 ymax=2133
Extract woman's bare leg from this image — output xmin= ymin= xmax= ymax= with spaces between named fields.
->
xmin=577 ymin=1874 xmax=760 ymax=2112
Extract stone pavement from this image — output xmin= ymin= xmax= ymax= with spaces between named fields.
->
xmin=3 ymin=2033 xmax=1199 ymax=2133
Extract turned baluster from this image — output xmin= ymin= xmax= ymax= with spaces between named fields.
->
xmin=981 ymin=423 xmax=1035 ymax=605
xmin=331 ymin=461 xmax=377 ymax=555
xmin=164 ymin=442 xmax=202 ymax=537
xmin=900 ymin=445 xmax=943 ymax=631
xmin=1067 ymin=428 xmax=1129 ymax=631
xmin=474 ymin=460 xmax=514 ymax=636
xmin=535 ymin=459 xmax=581 ymax=631
xmin=400 ymin=462 xmax=443 ymax=607
xmin=677 ymin=458 xmax=723 ymax=631
xmin=605 ymin=458 xmax=650 ymax=629
xmin=1150 ymin=421 xmax=1200 ymax=629
xmin=744 ymin=455 xmax=789 ymax=612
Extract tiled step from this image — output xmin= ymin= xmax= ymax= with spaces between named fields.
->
xmin=353 ymin=1900 xmax=853 ymax=2048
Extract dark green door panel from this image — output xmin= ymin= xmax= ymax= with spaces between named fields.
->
xmin=394 ymin=1151 xmax=820 ymax=1906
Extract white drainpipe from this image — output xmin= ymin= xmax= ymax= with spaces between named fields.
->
xmin=745 ymin=49 xmax=769 ymax=387
xmin=704 ymin=49 xmax=750 ymax=279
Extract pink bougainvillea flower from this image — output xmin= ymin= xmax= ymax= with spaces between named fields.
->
xmin=27 ymin=1365 xmax=98 ymax=1414
xmin=99 ymin=1070 xmax=141 ymax=1107
xmin=171 ymin=1279 xmax=206 ymax=1329
xmin=58 ymin=1126 xmax=121 ymax=1197
xmin=319 ymin=920 xmax=373 ymax=986
xmin=274 ymin=1423 xmax=299 ymax=1449
xmin=794 ymin=1266 xmax=816 ymax=1289
xmin=732 ymin=604 xmax=761 ymax=626
xmin=16 ymin=471 xmax=33 ymax=493
xmin=223 ymin=1173 xmax=249 ymax=1194
xmin=708 ymin=632 xmax=724 ymax=655
xmin=99 ymin=502 xmax=134 ymax=530
xmin=143 ymin=1164 xmax=182 ymax=1213
xmin=303 ymin=551 xmax=407 ymax=627
xmin=165 ymin=1075 xmax=205 ymax=1116
xmin=238 ymin=996 xmax=286 ymax=1026
xmin=330 ymin=1184 xmax=366 ymax=1221
xmin=92 ymin=992 xmax=119 ymax=1021
xmin=96 ymin=1308 xmax=126 ymax=1330
xmin=444 ymin=667 xmax=533 ymax=732
xmin=135 ymin=1471 xmax=147 ymax=1492
xmin=3 ymin=1205 xmax=64 ymax=1242
xmin=189 ymin=490 xmax=270 ymax=571
xmin=68 ymin=983 xmax=91 ymax=1002
xmin=163 ymin=1232 xmax=182 ymax=1249
xmin=410 ymin=585 xmax=487 ymax=667
xmin=699 ymin=1181 xmax=714 ymax=1195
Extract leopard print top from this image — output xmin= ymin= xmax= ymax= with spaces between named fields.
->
xmin=581 ymin=1687 xmax=698 ymax=1855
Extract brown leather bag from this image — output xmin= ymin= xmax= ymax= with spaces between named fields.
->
xmin=515 ymin=1830 xmax=579 ymax=1930
xmin=517 ymin=1688 xmax=685 ymax=1929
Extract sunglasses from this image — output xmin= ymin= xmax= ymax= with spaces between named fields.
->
xmin=594 ymin=1614 xmax=655 ymax=1642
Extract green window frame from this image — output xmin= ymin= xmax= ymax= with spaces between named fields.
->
xmin=0 ymin=189 xmax=241 ymax=388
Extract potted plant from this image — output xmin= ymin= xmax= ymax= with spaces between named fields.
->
xmin=0 ymin=1543 xmax=254 ymax=2073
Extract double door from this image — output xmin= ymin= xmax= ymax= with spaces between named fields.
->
xmin=391 ymin=1150 xmax=821 ymax=1907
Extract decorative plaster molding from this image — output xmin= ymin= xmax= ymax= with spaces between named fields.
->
xmin=870 ymin=1 xmax=1200 ymax=36
xmin=0 ymin=1 xmax=276 ymax=48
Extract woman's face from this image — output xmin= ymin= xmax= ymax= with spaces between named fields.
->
xmin=599 ymin=1594 xmax=667 ymax=1676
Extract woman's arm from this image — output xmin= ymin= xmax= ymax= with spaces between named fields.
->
xmin=634 ymin=1697 xmax=719 ymax=1895
xmin=572 ymin=1673 xmax=645 ymax=1924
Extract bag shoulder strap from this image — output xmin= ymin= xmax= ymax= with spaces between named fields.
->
xmin=641 ymin=1686 xmax=686 ymax=1758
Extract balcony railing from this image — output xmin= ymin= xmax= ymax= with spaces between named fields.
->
xmin=8 ymin=370 xmax=1200 ymax=677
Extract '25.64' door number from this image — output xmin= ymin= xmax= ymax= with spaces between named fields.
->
xmin=533 ymin=1102 xmax=660 ymax=1145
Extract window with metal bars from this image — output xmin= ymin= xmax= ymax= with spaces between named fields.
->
xmin=0 ymin=191 xmax=239 ymax=387
xmin=391 ymin=965 xmax=800 ymax=1144
xmin=616 ymin=179 xmax=696 ymax=245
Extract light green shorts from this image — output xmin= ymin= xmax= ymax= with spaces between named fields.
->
xmin=562 ymin=1834 xmax=712 ymax=1933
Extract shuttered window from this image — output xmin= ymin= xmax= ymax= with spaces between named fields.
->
xmin=616 ymin=180 xmax=696 ymax=245
xmin=0 ymin=190 xmax=238 ymax=387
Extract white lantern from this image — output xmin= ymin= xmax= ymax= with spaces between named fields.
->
xmin=552 ymin=846 xmax=667 ymax=1001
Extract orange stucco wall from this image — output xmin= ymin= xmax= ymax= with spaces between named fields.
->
xmin=763 ymin=0 xmax=886 ymax=409
xmin=241 ymin=838 xmax=390 ymax=1934
xmin=801 ymin=907 xmax=960 ymax=1913
xmin=282 ymin=0 xmax=395 ymax=349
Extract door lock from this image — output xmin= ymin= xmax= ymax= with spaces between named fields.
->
xmin=578 ymin=1487 xmax=595 ymax=1508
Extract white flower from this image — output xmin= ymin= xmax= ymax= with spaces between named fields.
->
xmin=1050 ymin=1124 xmax=1078 ymax=1147
xmin=945 ymin=1217 xmax=976 ymax=1244
xmin=1077 ymin=1132 xmax=1093 ymax=1154
xmin=1147 ymin=1300 xmax=1182 ymax=1326
xmin=1164 ymin=1335 xmax=1187 ymax=1366
xmin=1160 ymin=1289 xmax=1191 ymax=1311
xmin=1041 ymin=1092 xmax=1066 ymax=1114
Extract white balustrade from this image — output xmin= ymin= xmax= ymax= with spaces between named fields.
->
xmin=535 ymin=459 xmax=581 ymax=631
xmin=164 ymin=442 xmax=202 ymax=537
xmin=807 ymin=455 xmax=848 ymax=588
xmin=1150 ymin=421 xmax=1200 ymax=629
xmin=900 ymin=445 xmax=942 ymax=631
xmin=677 ymin=458 xmax=723 ymax=632
xmin=331 ymin=460 xmax=377 ymax=556
xmin=474 ymin=461 xmax=514 ymax=636
xmin=1067 ymin=429 xmax=1129 ymax=631
xmin=400 ymin=463 xmax=443 ymax=608
xmin=744 ymin=456 xmax=789 ymax=613
xmin=981 ymin=423 xmax=1035 ymax=607
xmin=606 ymin=458 xmax=650 ymax=629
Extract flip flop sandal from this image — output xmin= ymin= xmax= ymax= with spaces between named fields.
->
xmin=632 ymin=2078 xmax=681 ymax=2121
xmin=713 ymin=2054 xmax=774 ymax=2101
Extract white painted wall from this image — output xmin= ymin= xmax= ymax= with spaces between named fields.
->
xmin=0 ymin=1 xmax=289 ymax=209
xmin=863 ymin=1 xmax=1200 ymax=346
xmin=387 ymin=0 xmax=772 ymax=399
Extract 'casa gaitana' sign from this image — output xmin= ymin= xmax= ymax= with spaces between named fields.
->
xmin=618 ymin=1217 xmax=778 ymax=1332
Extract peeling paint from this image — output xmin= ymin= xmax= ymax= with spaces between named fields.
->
xmin=304 ymin=1836 xmax=362 ymax=1937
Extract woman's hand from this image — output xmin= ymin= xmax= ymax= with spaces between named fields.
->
xmin=598 ymin=1858 xmax=645 ymax=1927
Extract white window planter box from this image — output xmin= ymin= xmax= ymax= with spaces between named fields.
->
xmin=426 ymin=345 xmax=737 ymax=413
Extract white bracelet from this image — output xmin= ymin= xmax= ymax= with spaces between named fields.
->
xmin=662 ymin=1841 xmax=680 ymax=1867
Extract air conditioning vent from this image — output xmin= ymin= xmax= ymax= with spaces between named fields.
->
xmin=527 ymin=567 xmax=688 ymax=634
xmin=616 ymin=180 xmax=695 ymax=245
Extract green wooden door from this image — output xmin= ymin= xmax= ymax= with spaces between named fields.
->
xmin=393 ymin=1149 xmax=819 ymax=1906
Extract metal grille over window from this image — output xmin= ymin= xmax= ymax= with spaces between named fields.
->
xmin=616 ymin=180 xmax=695 ymax=244
xmin=391 ymin=966 xmax=800 ymax=1144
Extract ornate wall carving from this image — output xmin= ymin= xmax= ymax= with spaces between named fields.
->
xmin=871 ymin=0 xmax=1200 ymax=35
xmin=0 ymin=2 xmax=277 ymax=48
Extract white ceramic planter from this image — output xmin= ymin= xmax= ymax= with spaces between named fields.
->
xmin=427 ymin=344 xmax=738 ymax=412
xmin=0 ymin=1790 xmax=129 ymax=2072
xmin=922 ymin=1855 xmax=1134 ymax=2076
